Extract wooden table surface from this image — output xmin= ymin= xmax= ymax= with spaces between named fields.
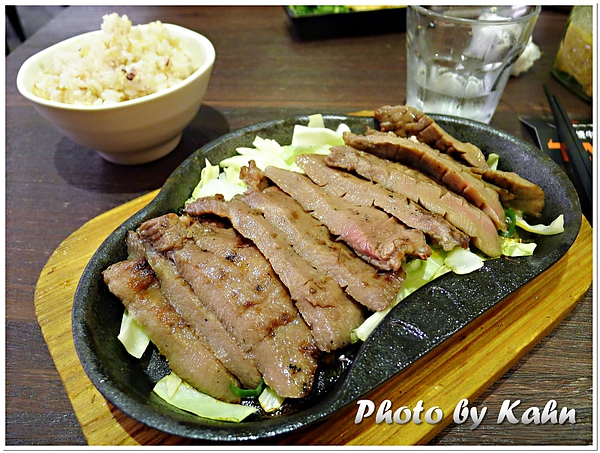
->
xmin=5 ymin=6 xmax=594 ymax=447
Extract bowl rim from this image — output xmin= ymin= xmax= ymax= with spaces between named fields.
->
xmin=16 ymin=22 xmax=216 ymax=112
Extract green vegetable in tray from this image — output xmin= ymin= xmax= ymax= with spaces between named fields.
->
xmin=501 ymin=208 xmax=517 ymax=238
xmin=516 ymin=211 xmax=565 ymax=235
xmin=117 ymin=309 xmax=150 ymax=359
xmin=259 ymin=386 xmax=286 ymax=413
xmin=230 ymin=380 xmax=265 ymax=398
xmin=288 ymin=5 xmax=402 ymax=17
xmin=288 ymin=6 xmax=353 ymax=17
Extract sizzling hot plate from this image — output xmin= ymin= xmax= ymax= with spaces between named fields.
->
xmin=72 ymin=114 xmax=581 ymax=441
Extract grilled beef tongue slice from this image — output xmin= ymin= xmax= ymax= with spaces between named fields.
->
xmin=126 ymin=229 xmax=263 ymax=389
xmin=296 ymin=154 xmax=470 ymax=252
xmin=262 ymin=166 xmax=432 ymax=271
xmin=364 ymin=128 xmax=545 ymax=219
xmin=103 ymin=259 xmax=242 ymax=404
xmin=374 ymin=105 xmax=489 ymax=169
xmin=140 ymin=214 xmax=293 ymax=350
xmin=326 ymin=146 xmax=502 ymax=258
xmin=470 ymin=167 xmax=545 ymax=218
xmin=342 ymin=131 xmax=506 ymax=231
xmin=139 ymin=213 xmax=318 ymax=398
xmin=374 ymin=106 xmax=545 ymax=218
xmin=185 ymin=195 xmax=365 ymax=353
xmin=240 ymin=178 xmax=405 ymax=312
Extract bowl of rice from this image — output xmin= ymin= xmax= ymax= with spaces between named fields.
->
xmin=16 ymin=13 xmax=216 ymax=165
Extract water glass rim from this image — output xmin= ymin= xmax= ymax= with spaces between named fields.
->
xmin=409 ymin=5 xmax=542 ymax=25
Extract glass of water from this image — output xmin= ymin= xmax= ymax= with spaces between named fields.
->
xmin=406 ymin=6 xmax=541 ymax=124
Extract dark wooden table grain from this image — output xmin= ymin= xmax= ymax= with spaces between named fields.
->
xmin=5 ymin=5 xmax=594 ymax=446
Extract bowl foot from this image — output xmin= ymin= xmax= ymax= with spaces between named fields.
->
xmin=97 ymin=133 xmax=183 ymax=165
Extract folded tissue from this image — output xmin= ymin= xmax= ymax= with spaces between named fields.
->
xmin=511 ymin=38 xmax=542 ymax=76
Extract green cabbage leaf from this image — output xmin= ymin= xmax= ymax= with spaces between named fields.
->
xmin=153 ymin=373 xmax=258 ymax=422
xmin=117 ymin=309 xmax=150 ymax=359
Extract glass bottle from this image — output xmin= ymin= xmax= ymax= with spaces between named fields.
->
xmin=552 ymin=6 xmax=593 ymax=102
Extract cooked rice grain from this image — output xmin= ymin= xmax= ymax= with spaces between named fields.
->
xmin=32 ymin=13 xmax=197 ymax=106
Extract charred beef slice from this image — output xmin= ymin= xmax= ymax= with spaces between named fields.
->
xmin=103 ymin=259 xmax=242 ymax=404
xmin=342 ymin=131 xmax=507 ymax=231
xmin=262 ymin=165 xmax=432 ymax=271
xmin=296 ymin=154 xmax=470 ymax=253
xmin=240 ymin=167 xmax=405 ymax=312
xmin=326 ymin=145 xmax=502 ymax=258
xmin=138 ymin=213 xmax=319 ymax=399
xmin=185 ymin=195 xmax=365 ymax=353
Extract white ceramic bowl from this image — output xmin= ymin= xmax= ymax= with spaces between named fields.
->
xmin=17 ymin=23 xmax=215 ymax=165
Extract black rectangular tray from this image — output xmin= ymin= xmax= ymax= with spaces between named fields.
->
xmin=285 ymin=6 xmax=407 ymax=40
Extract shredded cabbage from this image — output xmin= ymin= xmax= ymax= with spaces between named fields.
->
xmin=258 ymin=386 xmax=285 ymax=413
xmin=352 ymin=249 xmax=449 ymax=342
xmin=187 ymin=159 xmax=245 ymax=202
xmin=487 ymin=153 xmax=500 ymax=170
xmin=515 ymin=212 xmax=565 ymax=235
xmin=291 ymin=123 xmax=345 ymax=147
xmin=117 ymin=309 xmax=150 ymax=359
xmin=188 ymin=114 xmax=348 ymax=204
xmin=153 ymin=373 xmax=258 ymax=422
xmin=501 ymin=237 xmax=537 ymax=256
xmin=444 ymin=247 xmax=484 ymax=275
xmin=307 ymin=113 xmax=325 ymax=128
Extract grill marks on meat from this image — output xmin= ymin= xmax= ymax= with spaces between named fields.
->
xmin=374 ymin=105 xmax=489 ymax=169
xmin=182 ymin=223 xmax=302 ymax=348
xmin=326 ymin=146 xmax=502 ymax=258
xmin=185 ymin=196 xmax=365 ymax=353
xmin=296 ymin=154 xmax=470 ymax=252
xmin=141 ymin=214 xmax=293 ymax=349
xmin=342 ymin=131 xmax=507 ymax=231
xmin=126 ymin=230 xmax=263 ymax=390
xmin=262 ymin=166 xmax=432 ymax=271
xmin=241 ymin=183 xmax=405 ymax=312
xmin=138 ymin=211 xmax=191 ymax=252
xmin=139 ymin=213 xmax=318 ymax=399
xmin=103 ymin=259 xmax=242 ymax=404
xmin=251 ymin=316 xmax=319 ymax=398
xmin=373 ymin=105 xmax=545 ymax=218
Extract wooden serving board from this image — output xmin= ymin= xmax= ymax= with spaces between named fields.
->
xmin=34 ymin=191 xmax=593 ymax=446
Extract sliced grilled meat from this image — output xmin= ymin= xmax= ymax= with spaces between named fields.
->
xmin=126 ymin=230 xmax=263 ymax=389
xmin=364 ymin=127 xmax=545 ymax=219
xmin=139 ymin=214 xmax=318 ymax=398
xmin=296 ymin=154 xmax=470 ymax=252
xmin=241 ymin=183 xmax=405 ymax=312
xmin=138 ymin=211 xmax=191 ymax=252
xmin=470 ymin=167 xmax=545 ymax=218
xmin=185 ymin=195 xmax=365 ymax=353
xmin=326 ymin=146 xmax=502 ymax=257
xmin=251 ymin=315 xmax=319 ymax=398
xmin=262 ymin=166 xmax=432 ymax=271
xmin=103 ymin=259 xmax=242 ymax=404
xmin=374 ymin=105 xmax=489 ymax=169
xmin=342 ymin=131 xmax=506 ymax=231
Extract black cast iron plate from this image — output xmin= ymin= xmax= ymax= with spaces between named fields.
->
xmin=72 ymin=114 xmax=581 ymax=442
